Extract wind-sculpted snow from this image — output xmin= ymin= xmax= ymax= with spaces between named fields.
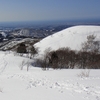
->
xmin=34 ymin=25 xmax=100 ymax=55
xmin=0 ymin=51 xmax=100 ymax=100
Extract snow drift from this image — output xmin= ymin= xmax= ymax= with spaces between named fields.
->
xmin=34 ymin=25 xmax=100 ymax=54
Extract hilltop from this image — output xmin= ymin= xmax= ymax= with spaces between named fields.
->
xmin=35 ymin=25 xmax=100 ymax=55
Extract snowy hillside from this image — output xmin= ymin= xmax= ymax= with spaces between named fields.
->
xmin=0 ymin=32 xmax=7 ymax=37
xmin=0 ymin=51 xmax=100 ymax=100
xmin=0 ymin=38 xmax=39 ymax=51
xmin=34 ymin=25 xmax=100 ymax=54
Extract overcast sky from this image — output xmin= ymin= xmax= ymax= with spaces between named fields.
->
xmin=0 ymin=0 xmax=100 ymax=22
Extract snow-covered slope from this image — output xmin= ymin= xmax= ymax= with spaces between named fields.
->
xmin=0 ymin=51 xmax=100 ymax=100
xmin=34 ymin=25 xmax=100 ymax=54
xmin=0 ymin=38 xmax=37 ymax=51
xmin=1 ymin=32 xmax=7 ymax=37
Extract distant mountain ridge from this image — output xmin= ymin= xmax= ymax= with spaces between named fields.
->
xmin=0 ymin=25 xmax=71 ymax=40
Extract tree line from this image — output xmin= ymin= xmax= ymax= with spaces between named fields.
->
xmin=35 ymin=35 xmax=100 ymax=70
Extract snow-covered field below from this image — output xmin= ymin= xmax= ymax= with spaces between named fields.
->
xmin=0 ymin=51 xmax=100 ymax=100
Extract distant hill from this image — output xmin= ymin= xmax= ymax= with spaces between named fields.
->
xmin=34 ymin=25 xmax=100 ymax=55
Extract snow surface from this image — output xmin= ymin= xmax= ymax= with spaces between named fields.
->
xmin=0 ymin=51 xmax=100 ymax=100
xmin=34 ymin=25 xmax=100 ymax=55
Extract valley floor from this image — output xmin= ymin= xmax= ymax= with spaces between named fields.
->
xmin=0 ymin=51 xmax=100 ymax=100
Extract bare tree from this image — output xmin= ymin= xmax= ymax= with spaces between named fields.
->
xmin=82 ymin=35 xmax=100 ymax=53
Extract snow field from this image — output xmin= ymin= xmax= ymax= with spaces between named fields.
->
xmin=0 ymin=51 xmax=100 ymax=100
